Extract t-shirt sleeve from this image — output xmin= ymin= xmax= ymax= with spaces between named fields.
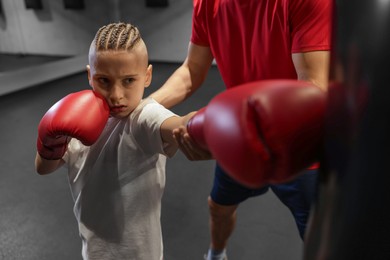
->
xmin=133 ymin=99 xmax=178 ymax=158
xmin=190 ymin=0 xmax=210 ymax=46
xmin=62 ymin=138 xmax=77 ymax=165
xmin=62 ymin=138 xmax=87 ymax=166
xmin=290 ymin=0 xmax=332 ymax=53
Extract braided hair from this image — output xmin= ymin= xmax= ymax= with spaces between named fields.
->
xmin=93 ymin=22 xmax=141 ymax=52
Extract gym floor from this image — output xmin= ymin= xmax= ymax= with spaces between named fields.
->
xmin=0 ymin=59 xmax=303 ymax=260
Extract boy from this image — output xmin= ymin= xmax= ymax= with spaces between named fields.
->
xmin=35 ymin=22 xmax=195 ymax=260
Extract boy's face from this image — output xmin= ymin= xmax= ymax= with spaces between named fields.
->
xmin=87 ymin=47 xmax=152 ymax=118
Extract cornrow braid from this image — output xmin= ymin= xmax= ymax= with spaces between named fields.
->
xmin=94 ymin=22 xmax=141 ymax=52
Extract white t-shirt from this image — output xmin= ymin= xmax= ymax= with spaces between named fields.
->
xmin=63 ymin=98 xmax=177 ymax=260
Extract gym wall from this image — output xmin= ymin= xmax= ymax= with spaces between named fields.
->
xmin=0 ymin=0 xmax=192 ymax=61
xmin=0 ymin=0 xmax=106 ymax=56
xmin=0 ymin=0 xmax=192 ymax=96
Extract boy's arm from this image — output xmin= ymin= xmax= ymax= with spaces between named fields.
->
xmin=35 ymin=90 xmax=109 ymax=175
xmin=160 ymin=112 xmax=197 ymax=148
xmin=35 ymin=154 xmax=65 ymax=175
xmin=151 ymin=43 xmax=214 ymax=160
xmin=160 ymin=112 xmax=213 ymax=160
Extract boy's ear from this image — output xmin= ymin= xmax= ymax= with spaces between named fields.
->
xmin=145 ymin=64 xmax=153 ymax=88
xmin=86 ymin=65 xmax=93 ymax=88
xmin=86 ymin=65 xmax=91 ymax=80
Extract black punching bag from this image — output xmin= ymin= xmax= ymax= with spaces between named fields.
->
xmin=304 ymin=0 xmax=390 ymax=259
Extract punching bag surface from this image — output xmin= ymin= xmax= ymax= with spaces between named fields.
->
xmin=305 ymin=0 xmax=390 ymax=259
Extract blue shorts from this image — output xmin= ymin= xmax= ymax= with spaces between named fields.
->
xmin=210 ymin=163 xmax=318 ymax=239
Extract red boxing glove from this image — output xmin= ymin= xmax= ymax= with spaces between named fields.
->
xmin=187 ymin=80 xmax=326 ymax=188
xmin=37 ymin=90 xmax=110 ymax=160
xmin=186 ymin=107 xmax=208 ymax=150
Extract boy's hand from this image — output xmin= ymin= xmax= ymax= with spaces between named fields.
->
xmin=37 ymin=90 xmax=109 ymax=160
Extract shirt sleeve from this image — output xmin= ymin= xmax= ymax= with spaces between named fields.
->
xmin=62 ymin=138 xmax=87 ymax=167
xmin=290 ymin=0 xmax=333 ymax=53
xmin=190 ymin=0 xmax=210 ymax=46
xmin=62 ymin=138 xmax=77 ymax=165
xmin=132 ymin=99 xmax=178 ymax=158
